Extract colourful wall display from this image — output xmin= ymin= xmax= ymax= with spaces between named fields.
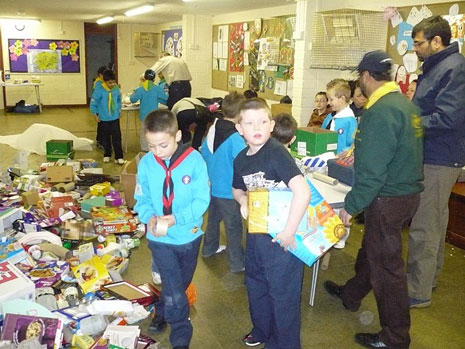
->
xmin=8 ymin=39 xmax=80 ymax=73
xmin=162 ymin=29 xmax=182 ymax=57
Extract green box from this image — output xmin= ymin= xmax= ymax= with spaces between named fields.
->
xmin=46 ymin=140 xmax=74 ymax=161
xmin=290 ymin=127 xmax=338 ymax=157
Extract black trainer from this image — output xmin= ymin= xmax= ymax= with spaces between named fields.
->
xmin=242 ymin=332 xmax=262 ymax=347
xmin=148 ymin=314 xmax=167 ymax=333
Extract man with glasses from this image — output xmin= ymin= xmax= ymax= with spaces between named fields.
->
xmin=407 ymin=15 xmax=465 ymax=309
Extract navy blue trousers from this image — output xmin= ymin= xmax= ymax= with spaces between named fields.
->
xmin=148 ymin=236 xmax=201 ymax=347
xmin=245 ymin=233 xmax=304 ymax=349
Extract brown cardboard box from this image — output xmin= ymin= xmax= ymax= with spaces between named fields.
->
xmin=21 ymin=191 xmax=40 ymax=208
xmin=271 ymin=103 xmax=292 ymax=117
xmin=46 ymin=166 xmax=74 ymax=183
xmin=120 ymin=152 xmax=146 ymax=208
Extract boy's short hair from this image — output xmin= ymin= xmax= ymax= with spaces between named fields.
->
xmin=315 ymin=91 xmax=328 ymax=100
xmin=222 ymin=92 xmax=245 ymax=119
xmin=243 ymin=89 xmax=258 ymax=99
xmin=326 ymin=79 xmax=351 ymax=101
xmin=237 ymin=98 xmax=271 ymax=123
xmin=102 ymin=69 xmax=116 ymax=82
xmin=144 ymin=69 xmax=156 ymax=81
xmin=144 ymin=110 xmax=178 ymax=136
xmin=272 ymin=113 xmax=297 ymax=145
xmin=280 ymin=95 xmax=292 ymax=104
xmin=97 ymin=66 xmax=107 ymax=76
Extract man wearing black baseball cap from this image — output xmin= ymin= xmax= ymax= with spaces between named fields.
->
xmin=324 ymin=50 xmax=424 ymax=348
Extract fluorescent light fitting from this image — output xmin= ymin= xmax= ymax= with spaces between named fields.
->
xmin=124 ymin=4 xmax=154 ymax=17
xmin=1 ymin=18 xmax=41 ymax=25
xmin=96 ymin=16 xmax=114 ymax=24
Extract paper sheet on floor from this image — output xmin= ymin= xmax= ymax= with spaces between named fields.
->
xmin=0 ymin=123 xmax=93 ymax=155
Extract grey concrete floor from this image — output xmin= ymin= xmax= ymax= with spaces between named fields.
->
xmin=1 ymin=107 xmax=464 ymax=349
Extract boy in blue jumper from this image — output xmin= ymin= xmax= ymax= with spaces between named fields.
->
xmin=130 ymin=69 xmax=168 ymax=151
xmin=134 ymin=110 xmax=210 ymax=349
xmin=201 ymin=91 xmax=246 ymax=273
xmin=233 ymin=98 xmax=310 ymax=348
xmin=90 ymin=69 xmax=124 ymax=164
xmin=93 ymin=66 xmax=107 ymax=149
xmin=321 ymin=78 xmax=357 ymax=154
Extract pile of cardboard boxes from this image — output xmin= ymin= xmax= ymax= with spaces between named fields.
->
xmin=0 ymin=142 xmax=161 ymax=348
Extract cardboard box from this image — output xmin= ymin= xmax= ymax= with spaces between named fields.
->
xmin=271 ymin=103 xmax=292 ymax=117
xmin=72 ymin=256 xmax=111 ymax=294
xmin=89 ymin=182 xmax=111 ymax=196
xmin=0 ymin=237 xmax=28 ymax=265
xmin=290 ymin=127 xmax=338 ymax=157
xmin=246 ymin=180 xmax=346 ymax=267
xmin=81 ymin=196 xmax=106 ymax=212
xmin=46 ymin=139 xmax=74 ymax=161
xmin=120 ymin=152 xmax=146 ymax=208
xmin=49 ymin=195 xmax=75 ymax=218
xmin=21 ymin=191 xmax=40 ymax=208
xmin=46 ymin=166 xmax=74 ymax=183
xmin=0 ymin=207 xmax=23 ymax=233
xmin=0 ymin=261 xmax=36 ymax=313
xmin=91 ymin=206 xmax=137 ymax=234
xmin=327 ymin=158 xmax=355 ymax=186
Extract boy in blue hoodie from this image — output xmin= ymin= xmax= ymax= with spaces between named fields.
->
xmin=130 ymin=69 xmax=168 ymax=151
xmin=134 ymin=110 xmax=210 ymax=349
xmin=321 ymin=78 xmax=357 ymax=154
xmin=201 ymin=91 xmax=246 ymax=273
xmin=90 ymin=69 xmax=124 ymax=164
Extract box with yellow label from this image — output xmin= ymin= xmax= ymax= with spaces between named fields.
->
xmin=246 ymin=180 xmax=345 ymax=267
xmin=89 ymin=182 xmax=111 ymax=196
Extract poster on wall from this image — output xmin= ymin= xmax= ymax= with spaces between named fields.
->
xmin=162 ymin=29 xmax=183 ymax=57
xmin=229 ymin=23 xmax=245 ymax=72
xmin=8 ymin=39 xmax=80 ymax=73
xmin=443 ymin=14 xmax=465 ymax=52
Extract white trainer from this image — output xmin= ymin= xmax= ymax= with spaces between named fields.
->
xmin=115 ymin=158 xmax=125 ymax=165
xmin=152 ymin=272 xmax=162 ymax=285
xmin=103 ymin=157 xmax=111 ymax=163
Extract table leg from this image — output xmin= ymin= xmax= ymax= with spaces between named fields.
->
xmin=35 ymin=85 xmax=42 ymax=112
xmin=309 ymin=258 xmax=320 ymax=307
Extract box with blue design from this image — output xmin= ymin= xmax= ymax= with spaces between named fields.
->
xmin=248 ymin=179 xmax=346 ymax=266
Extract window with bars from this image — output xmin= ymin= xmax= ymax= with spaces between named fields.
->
xmin=310 ymin=9 xmax=387 ymax=70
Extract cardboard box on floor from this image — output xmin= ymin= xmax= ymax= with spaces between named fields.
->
xmin=46 ymin=165 xmax=74 ymax=183
xmin=120 ymin=152 xmax=145 ymax=208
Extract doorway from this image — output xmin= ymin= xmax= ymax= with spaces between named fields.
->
xmin=84 ymin=23 xmax=117 ymax=103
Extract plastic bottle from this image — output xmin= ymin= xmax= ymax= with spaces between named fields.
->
xmin=79 ymin=314 xmax=108 ymax=336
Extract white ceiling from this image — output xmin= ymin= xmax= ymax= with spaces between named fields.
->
xmin=0 ymin=0 xmax=296 ymax=25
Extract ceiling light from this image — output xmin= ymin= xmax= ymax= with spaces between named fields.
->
xmin=124 ymin=4 xmax=154 ymax=17
xmin=96 ymin=16 xmax=114 ymax=25
xmin=0 ymin=18 xmax=41 ymax=25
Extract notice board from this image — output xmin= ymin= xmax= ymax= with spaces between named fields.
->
xmin=212 ymin=16 xmax=295 ymax=101
xmin=386 ymin=2 xmax=464 ymax=93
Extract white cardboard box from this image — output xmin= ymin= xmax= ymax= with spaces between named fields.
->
xmin=0 ymin=207 xmax=23 ymax=233
xmin=0 ymin=261 xmax=36 ymax=314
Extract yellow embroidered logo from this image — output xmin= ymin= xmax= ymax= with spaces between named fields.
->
xmin=411 ymin=114 xmax=423 ymax=138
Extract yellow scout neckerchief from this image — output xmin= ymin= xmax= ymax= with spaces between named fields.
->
xmin=141 ymin=80 xmax=155 ymax=91
xmin=102 ymin=83 xmax=119 ymax=114
xmin=93 ymin=77 xmax=103 ymax=88
xmin=365 ymin=81 xmax=400 ymax=109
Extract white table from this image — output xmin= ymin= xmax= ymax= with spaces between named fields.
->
xmin=122 ymin=104 xmax=139 ymax=153
xmin=1 ymin=82 xmax=43 ymax=112
xmin=306 ymin=172 xmax=351 ymax=306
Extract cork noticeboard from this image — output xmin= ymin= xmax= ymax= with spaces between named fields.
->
xmin=386 ymin=2 xmax=465 ymax=91
xmin=212 ymin=15 xmax=295 ymax=101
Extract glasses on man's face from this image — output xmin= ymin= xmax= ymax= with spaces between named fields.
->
xmin=413 ymin=39 xmax=429 ymax=48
